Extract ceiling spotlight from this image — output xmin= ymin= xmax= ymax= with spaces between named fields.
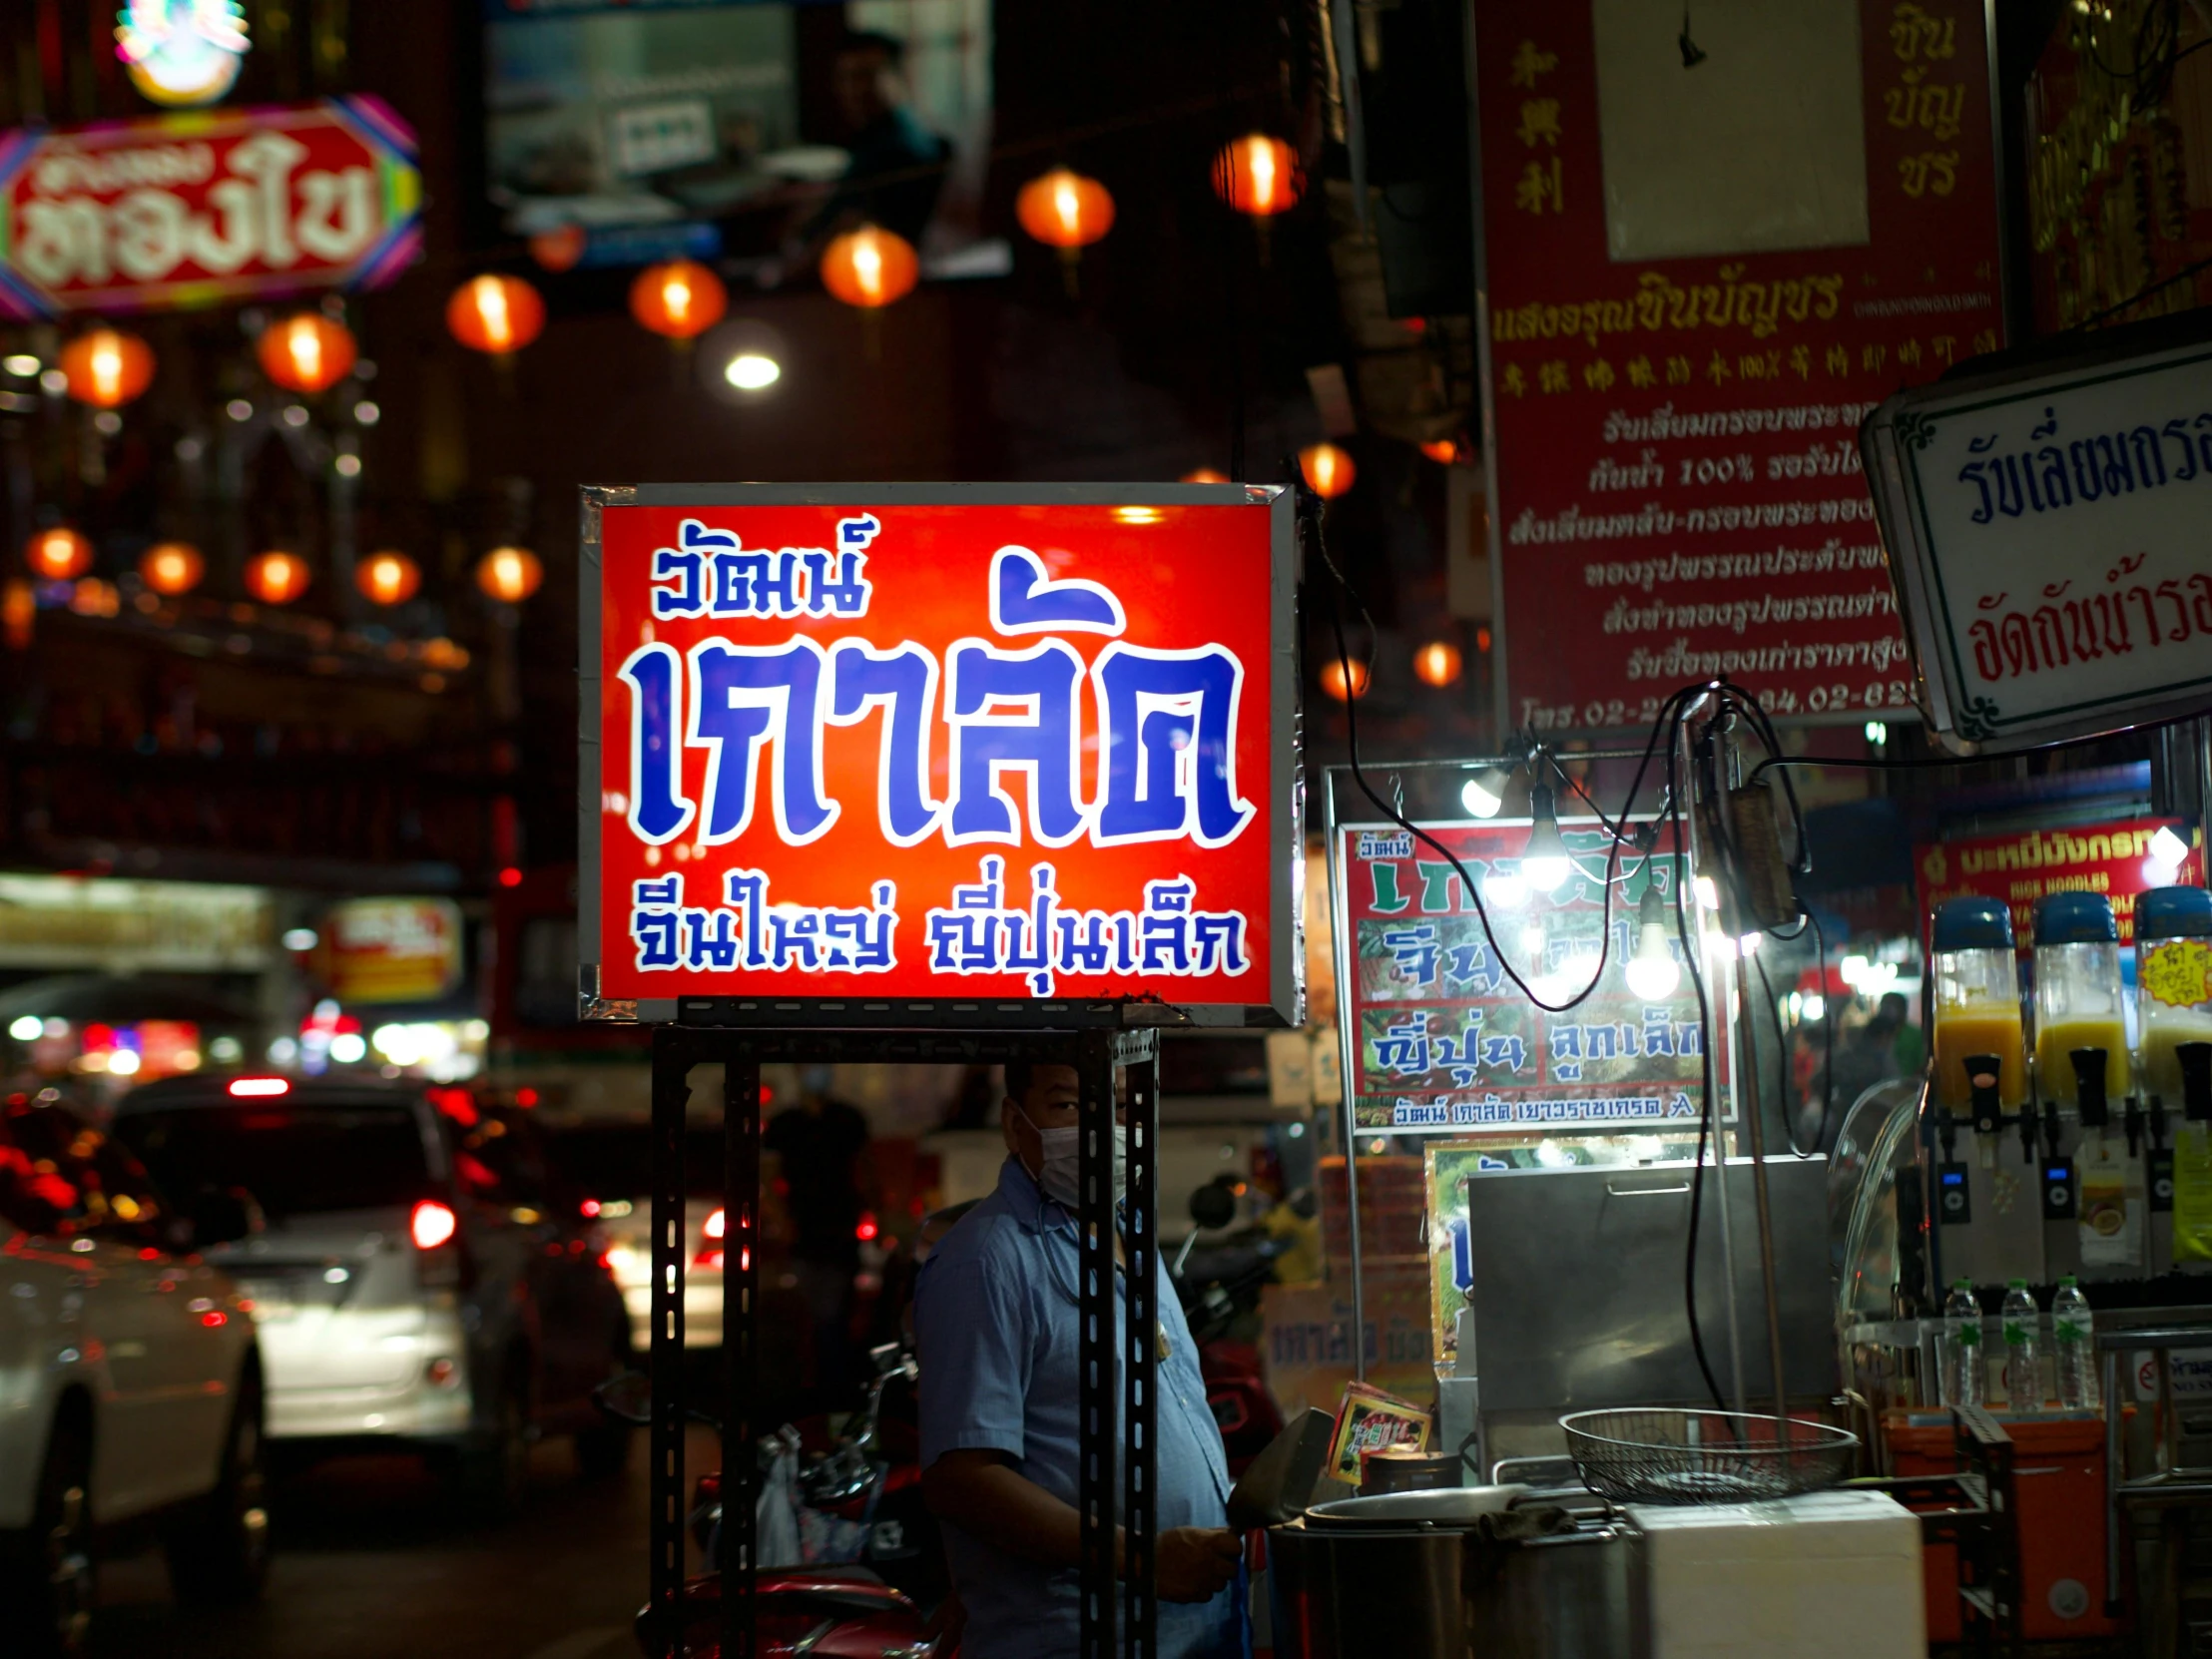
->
xmin=724 ymin=351 xmax=781 ymax=391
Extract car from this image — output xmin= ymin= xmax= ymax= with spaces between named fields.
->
xmin=539 ymin=1119 xmax=727 ymax=1351
xmin=110 ymin=1075 xmax=633 ymax=1517
xmin=0 ymin=1090 xmax=266 ymax=1658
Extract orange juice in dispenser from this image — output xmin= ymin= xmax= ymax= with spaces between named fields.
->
xmin=1932 ymin=896 xmax=2027 ymax=1117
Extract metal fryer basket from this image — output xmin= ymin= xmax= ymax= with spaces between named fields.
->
xmin=1560 ymin=1407 xmax=1858 ymax=1505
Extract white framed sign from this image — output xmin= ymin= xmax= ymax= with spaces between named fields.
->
xmin=1863 ymin=324 xmax=2212 ymax=755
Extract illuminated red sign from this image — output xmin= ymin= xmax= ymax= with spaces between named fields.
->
xmin=0 ymin=97 xmax=421 ymax=319
xmin=581 ymin=487 xmax=1301 ymax=1024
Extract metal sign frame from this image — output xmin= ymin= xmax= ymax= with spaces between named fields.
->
xmin=1862 ymin=312 xmax=2212 ymax=756
xmin=577 ymin=482 xmax=1304 ymax=1030
xmin=641 ymin=1023 xmax=1160 ymax=1659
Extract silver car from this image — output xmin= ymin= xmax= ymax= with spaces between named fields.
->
xmin=112 ymin=1076 xmax=633 ymax=1515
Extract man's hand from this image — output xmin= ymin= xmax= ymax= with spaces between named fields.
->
xmin=1153 ymin=1527 xmax=1242 ymax=1603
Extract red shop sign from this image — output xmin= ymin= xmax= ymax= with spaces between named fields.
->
xmin=1472 ymin=1 xmax=2007 ymax=734
xmin=0 ymin=97 xmax=421 ymax=319
xmin=579 ymin=486 xmax=1303 ymax=1025
xmin=1914 ymin=818 xmax=2207 ymax=953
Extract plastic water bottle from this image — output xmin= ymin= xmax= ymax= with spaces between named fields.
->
xmin=1939 ymin=1279 xmax=1983 ymax=1409
xmin=2053 ymin=1276 xmax=2096 ymax=1409
xmin=2001 ymin=1279 xmax=2043 ymax=1413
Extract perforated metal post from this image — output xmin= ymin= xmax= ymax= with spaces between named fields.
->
xmin=722 ymin=1054 xmax=762 ymax=1659
xmin=1122 ymin=1039 xmax=1160 ymax=1659
xmin=647 ymin=1030 xmax=690 ymax=1658
xmin=1077 ymin=1028 xmax=1119 ymax=1659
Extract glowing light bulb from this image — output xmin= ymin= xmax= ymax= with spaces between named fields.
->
xmin=1461 ymin=765 xmax=1510 ymax=820
xmin=1522 ymin=783 xmax=1570 ymax=892
xmin=1624 ymin=886 xmax=1681 ymax=1001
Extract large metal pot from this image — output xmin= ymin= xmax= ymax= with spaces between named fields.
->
xmin=1267 ymin=1498 xmax=1644 ymax=1659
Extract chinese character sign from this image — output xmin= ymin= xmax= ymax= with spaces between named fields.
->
xmin=1334 ymin=820 xmax=1703 ymax=1133
xmin=586 ymin=489 xmax=1299 ymax=1020
xmin=1473 ymin=0 xmax=2006 ymax=734
xmin=0 ymin=97 xmax=421 ymax=319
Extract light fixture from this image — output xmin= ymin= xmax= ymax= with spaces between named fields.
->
xmin=1461 ymin=764 xmax=1511 ymax=820
xmin=26 ymin=527 xmax=94 ymax=581
xmin=724 ymin=351 xmax=780 ymax=391
xmin=1212 ymin=134 xmax=1305 ymax=217
xmin=1864 ymin=720 xmax=1889 ymax=745
xmin=1017 ymin=168 xmax=1115 ymax=251
xmin=1624 ymin=885 xmax=1682 ymax=1001
xmin=8 ymin=1014 xmax=41 ymax=1041
xmin=1694 ymin=874 xmax=1722 ymax=911
xmin=446 ymin=274 xmax=547 ymax=356
xmin=1419 ymin=437 xmax=1463 ymax=465
xmin=281 ymin=927 xmax=317 ymax=951
xmin=258 ymin=312 xmax=357 ymax=394
xmin=476 ymin=545 xmax=544 ymax=604
xmin=2146 ymin=824 xmax=2192 ymax=885
xmin=1522 ymin=783 xmax=1571 ymax=891
xmin=1319 ymin=656 xmax=1370 ymax=701
xmin=245 ymin=550 xmax=310 ymax=605
xmin=630 ymin=258 xmax=728 ymax=341
xmin=59 ymin=328 xmax=156 ymax=408
xmin=1737 ymin=931 xmax=1763 ymax=956
xmin=820 ymin=226 xmax=920 ymax=309
xmin=1412 ymin=640 xmax=1462 ymax=688
xmin=1481 ymin=872 xmax=1529 ymax=910
xmin=1299 ymin=443 xmax=1356 ymax=499
xmin=3 ymin=353 xmax=40 ymax=377
xmin=1802 ymin=993 xmax=1827 ymax=1022
xmin=1181 ymin=467 xmax=1230 ymax=483
xmin=116 ymin=0 xmax=250 ymax=107
xmin=356 ymin=550 xmax=421 ymax=606
xmin=139 ymin=541 xmax=205 ymax=596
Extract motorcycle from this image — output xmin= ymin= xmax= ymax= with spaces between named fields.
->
xmin=596 ymin=1345 xmax=944 ymax=1659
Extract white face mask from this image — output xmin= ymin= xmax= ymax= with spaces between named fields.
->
xmin=1021 ymin=1112 xmax=1126 ymax=1209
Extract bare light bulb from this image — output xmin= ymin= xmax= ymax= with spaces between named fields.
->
xmin=1522 ymin=784 xmax=1571 ymax=892
xmin=1461 ymin=764 xmax=1510 ymax=820
xmin=1624 ymin=885 xmax=1681 ymax=1001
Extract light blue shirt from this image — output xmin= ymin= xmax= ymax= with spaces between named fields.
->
xmin=915 ymin=1157 xmax=1241 ymax=1659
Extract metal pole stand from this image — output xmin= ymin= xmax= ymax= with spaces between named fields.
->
xmin=643 ymin=1023 xmax=1162 ymax=1659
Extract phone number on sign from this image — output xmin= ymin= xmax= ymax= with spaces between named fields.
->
xmin=1520 ymin=679 xmax=1914 ymax=731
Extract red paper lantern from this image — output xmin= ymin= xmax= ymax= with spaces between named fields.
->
xmin=1319 ymin=657 xmax=1370 ymax=702
xmin=630 ymin=259 xmax=728 ymax=340
xmin=446 ymin=275 xmax=546 ymax=356
xmin=246 ymin=550 xmax=311 ymax=605
xmin=820 ymin=226 xmax=919 ymax=309
xmin=356 ymin=550 xmax=420 ymax=606
xmin=1419 ymin=437 xmax=1465 ymax=465
xmin=1180 ymin=468 xmax=1231 ymax=484
xmin=59 ymin=328 xmax=156 ymax=408
xmin=26 ymin=527 xmax=93 ymax=581
xmin=476 ymin=545 xmax=543 ymax=603
xmin=1015 ymin=169 xmax=1115 ymax=250
xmin=258 ymin=313 xmax=357 ymax=394
xmin=140 ymin=541 xmax=205 ymax=596
xmin=1300 ymin=443 xmax=1356 ymax=499
xmin=1212 ymin=134 xmax=1304 ymax=217
xmin=1412 ymin=640 xmax=1463 ymax=688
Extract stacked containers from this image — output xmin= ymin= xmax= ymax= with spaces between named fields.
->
xmin=2137 ymin=886 xmax=2212 ymax=1107
xmin=1931 ymin=896 xmax=2027 ymax=1116
xmin=2032 ymin=892 xmax=2129 ymax=1112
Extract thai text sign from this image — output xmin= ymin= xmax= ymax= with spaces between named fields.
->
xmin=1865 ymin=333 xmax=2212 ymax=752
xmin=317 ymin=897 xmax=465 ymax=1005
xmin=1333 ymin=820 xmax=1702 ymax=1134
xmin=1914 ymin=818 xmax=2206 ymax=952
xmin=0 ymin=97 xmax=421 ymax=319
xmin=581 ymin=486 xmax=1300 ymax=1023
xmin=1472 ymin=0 xmax=2006 ymax=734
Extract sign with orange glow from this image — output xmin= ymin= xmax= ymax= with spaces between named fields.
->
xmin=318 ymin=897 xmax=465 ymax=1004
xmin=580 ymin=485 xmax=1302 ymax=1026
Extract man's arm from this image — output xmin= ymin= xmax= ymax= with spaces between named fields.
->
xmin=921 ymin=1449 xmax=1240 ymax=1603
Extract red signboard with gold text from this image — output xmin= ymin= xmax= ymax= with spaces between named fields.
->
xmin=1915 ymin=819 xmax=2207 ymax=952
xmin=1473 ymin=0 xmax=2007 ymax=733
xmin=580 ymin=486 xmax=1302 ymax=1024
xmin=0 ymin=97 xmax=421 ymax=319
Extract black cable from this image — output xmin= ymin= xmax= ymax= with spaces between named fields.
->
xmin=1744 ymin=709 xmax=2200 ymax=791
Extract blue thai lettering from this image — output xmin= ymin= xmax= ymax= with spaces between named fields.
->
xmin=943 ymin=640 xmax=1086 ymax=846
xmin=1092 ymin=644 xmax=1253 ymax=847
xmin=828 ymin=641 xmax=942 ymax=845
xmin=990 ymin=545 xmax=1125 ymax=635
xmin=619 ymin=643 xmax=694 ymax=844
xmin=1381 ymin=923 xmax=1440 ymax=987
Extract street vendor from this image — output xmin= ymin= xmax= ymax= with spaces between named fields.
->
xmin=914 ymin=1061 xmax=1244 ymax=1659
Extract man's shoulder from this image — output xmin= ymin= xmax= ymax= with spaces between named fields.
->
xmin=916 ymin=1189 xmax=1039 ymax=1294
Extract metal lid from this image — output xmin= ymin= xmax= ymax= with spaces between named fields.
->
xmin=2034 ymin=890 xmax=2117 ymax=946
xmin=1934 ymin=895 xmax=2012 ymax=951
xmin=1303 ymin=1485 xmax=1528 ymax=1528
xmin=2138 ymin=885 xmax=2212 ymax=942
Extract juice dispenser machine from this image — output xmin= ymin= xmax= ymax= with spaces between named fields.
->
xmin=2033 ymin=892 xmax=2147 ymax=1281
xmin=1928 ymin=896 xmax=2039 ymax=1288
xmin=2141 ymin=885 xmax=2212 ymax=1271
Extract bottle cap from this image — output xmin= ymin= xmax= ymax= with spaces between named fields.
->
xmin=1954 ymin=1277 xmax=1971 ymax=1289
xmin=1934 ymin=895 xmax=2012 ymax=951
xmin=2034 ymin=890 xmax=2117 ymax=945
xmin=2138 ymin=885 xmax=2212 ymax=942
xmin=2008 ymin=1277 xmax=2027 ymax=1287
xmin=2060 ymin=1275 xmax=2077 ymax=1286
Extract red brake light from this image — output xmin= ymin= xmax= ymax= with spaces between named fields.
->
xmin=228 ymin=1077 xmax=289 ymax=1098
xmin=410 ymin=1199 xmax=458 ymax=1251
xmin=703 ymin=1207 xmax=726 ymax=1241
xmin=855 ymin=1212 xmax=878 ymax=1243
xmin=580 ymin=1198 xmax=601 ymax=1218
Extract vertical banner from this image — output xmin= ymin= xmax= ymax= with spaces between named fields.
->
xmin=1472 ymin=0 xmax=2008 ymax=734
xmin=582 ymin=486 xmax=1302 ymax=1025
xmin=1333 ymin=818 xmax=1703 ymax=1133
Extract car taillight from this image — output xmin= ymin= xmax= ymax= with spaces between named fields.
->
xmin=411 ymin=1199 xmax=457 ymax=1251
xmin=703 ymin=1208 xmax=725 ymax=1241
